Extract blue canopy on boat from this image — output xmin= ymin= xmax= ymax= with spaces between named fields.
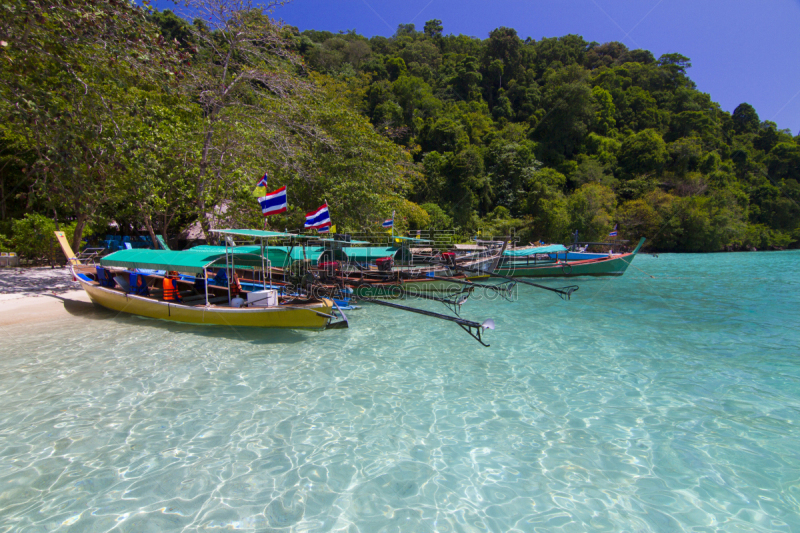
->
xmin=504 ymin=244 xmax=568 ymax=256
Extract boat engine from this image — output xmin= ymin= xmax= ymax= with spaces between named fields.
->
xmin=375 ymin=257 xmax=394 ymax=272
xmin=317 ymin=261 xmax=340 ymax=281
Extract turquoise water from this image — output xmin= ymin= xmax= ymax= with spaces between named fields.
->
xmin=1 ymin=251 xmax=799 ymax=532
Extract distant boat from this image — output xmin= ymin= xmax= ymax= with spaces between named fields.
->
xmin=55 ymin=230 xmax=347 ymax=330
xmin=492 ymin=238 xmax=645 ymax=278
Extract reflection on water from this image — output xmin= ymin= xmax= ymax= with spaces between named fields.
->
xmin=1 ymin=251 xmax=799 ymax=532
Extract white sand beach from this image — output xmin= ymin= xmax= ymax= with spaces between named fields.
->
xmin=0 ymin=267 xmax=92 ymax=327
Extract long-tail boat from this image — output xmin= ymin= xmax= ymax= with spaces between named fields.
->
xmin=279 ymin=235 xmax=489 ymax=298
xmin=490 ymin=237 xmax=645 ymax=278
xmin=55 ymin=229 xmax=347 ymax=330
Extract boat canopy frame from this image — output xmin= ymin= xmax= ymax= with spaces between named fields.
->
xmin=503 ymin=244 xmax=568 ymax=257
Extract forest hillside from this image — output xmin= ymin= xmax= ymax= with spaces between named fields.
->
xmin=1 ymin=1 xmax=798 ymax=258
xmin=292 ymin=20 xmax=800 ymax=252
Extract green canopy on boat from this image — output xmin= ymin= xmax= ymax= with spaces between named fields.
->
xmin=188 ymin=245 xmax=328 ymax=267
xmin=100 ymin=248 xmax=285 ymax=272
xmin=189 ymin=245 xmax=262 ymax=254
xmin=268 ymin=246 xmax=327 ymax=266
xmin=341 ymin=247 xmax=399 ymax=262
xmin=503 ymin=244 xmax=568 ymax=256
xmin=209 ymin=229 xmax=297 ymax=239
xmin=100 ymin=249 xmax=229 ymax=273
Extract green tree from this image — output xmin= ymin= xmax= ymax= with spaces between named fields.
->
xmin=567 ymin=183 xmax=617 ymax=241
xmin=386 ymin=57 xmax=408 ymax=80
xmin=423 ymin=19 xmax=443 ymax=39
xmin=178 ymin=0 xmax=319 ymax=238
xmin=592 ymin=86 xmax=616 ymax=135
xmin=732 ymin=103 xmax=760 ymax=135
xmin=618 ymin=129 xmax=668 ymax=179
xmin=0 ymin=0 xmax=182 ymax=251
xmin=521 ymin=168 xmax=570 ymax=241
xmin=447 ymin=57 xmax=483 ymax=101
xmin=532 ymin=65 xmax=596 ymax=163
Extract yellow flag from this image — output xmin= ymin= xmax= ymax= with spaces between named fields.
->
xmin=329 ymin=225 xmax=337 ymax=233
xmin=395 ymin=238 xmax=401 ymax=243
xmin=253 ymin=172 xmax=268 ymax=197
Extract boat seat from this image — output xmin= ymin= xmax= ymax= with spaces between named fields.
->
xmin=128 ymin=272 xmax=150 ymax=296
xmin=96 ymin=267 xmax=117 ymax=288
xmin=113 ymin=275 xmax=131 ymax=292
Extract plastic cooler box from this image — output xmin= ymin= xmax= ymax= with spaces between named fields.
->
xmin=247 ymin=289 xmax=278 ymax=307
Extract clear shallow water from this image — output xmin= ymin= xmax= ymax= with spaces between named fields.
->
xmin=1 ymin=251 xmax=799 ymax=532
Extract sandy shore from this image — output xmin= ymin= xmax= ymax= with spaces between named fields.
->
xmin=0 ymin=267 xmax=94 ymax=327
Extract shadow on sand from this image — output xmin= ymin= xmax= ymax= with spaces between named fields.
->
xmin=47 ymin=293 xmax=316 ymax=345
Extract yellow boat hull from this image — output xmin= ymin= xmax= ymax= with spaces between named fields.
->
xmin=79 ymin=278 xmax=333 ymax=330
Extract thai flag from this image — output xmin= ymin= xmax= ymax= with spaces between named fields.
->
xmin=382 ymin=218 xmax=393 ymax=228
xmin=256 ymin=172 xmax=268 ymax=188
xmin=317 ymin=225 xmax=330 ymax=233
xmin=305 ymin=203 xmax=331 ymax=229
xmin=258 ymin=186 xmax=288 ymax=216
xmin=609 ymin=224 xmax=618 ymax=237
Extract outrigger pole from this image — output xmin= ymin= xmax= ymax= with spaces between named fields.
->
xmin=357 ymin=295 xmax=495 ymax=347
xmin=428 ymin=275 xmax=517 ymax=301
xmin=395 ymin=286 xmax=474 ymax=316
xmin=454 ymin=265 xmax=579 ymax=301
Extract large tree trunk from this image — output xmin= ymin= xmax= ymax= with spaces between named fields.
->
xmin=199 ymin=213 xmax=213 ymax=245
xmin=71 ymin=213 xmax=89 ymax=254
xmin=142 ymin=214 xmax=158 ymax=250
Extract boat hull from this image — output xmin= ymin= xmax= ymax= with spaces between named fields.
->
xmin=78 ymin=278 xmax=333 ymax=329
xmin=494 ymin=254 xmax=631 ymax=278
xmin=494 ymin=238 xmax=645 ymax=279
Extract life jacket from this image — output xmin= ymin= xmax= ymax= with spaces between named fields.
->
xmin=163 ymin=276 xmax=180 ymax=301
xmin=129 ymin=272 xmax=149 ymax=296
xmin=213 ymin=269 xmax=228 ymax=287
xmin=230 ymin=272 xmax=242 ymax=297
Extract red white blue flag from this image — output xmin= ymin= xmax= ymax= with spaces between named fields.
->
xmin=258 ymin=186 xmax=288 ymax=216
xmin=304 ymin=202 xmax=331 ymax=229
xmin=317 ymin=225 xmax=330 ymax=233
xmin=382 ymin=218 xmax=393 ymax=228
xmin=609 ymin=224 xmax=618 ymax=237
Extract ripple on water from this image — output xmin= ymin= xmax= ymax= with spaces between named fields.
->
xmin=1 ymin=251 xmax=800 ymax=531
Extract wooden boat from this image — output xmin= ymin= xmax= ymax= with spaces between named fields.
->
xmin=55 ymin=230 xmax=346 ymax=330
xmin=343 ymin=272 xmax=488 ymax=298
xmin=492 ymin=238 xmax=645 ymax=278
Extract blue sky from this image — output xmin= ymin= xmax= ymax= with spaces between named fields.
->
xmin=157 ymin=0 xmax=800 ymax=134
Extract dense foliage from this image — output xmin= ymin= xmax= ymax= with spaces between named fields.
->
xmin=293 ymin=21 xmax=800 ymax=251
xmin=0 ymin=0 xmax=413 ymax=258
xmin=1 ymin=2 xmax=798 ymax=257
